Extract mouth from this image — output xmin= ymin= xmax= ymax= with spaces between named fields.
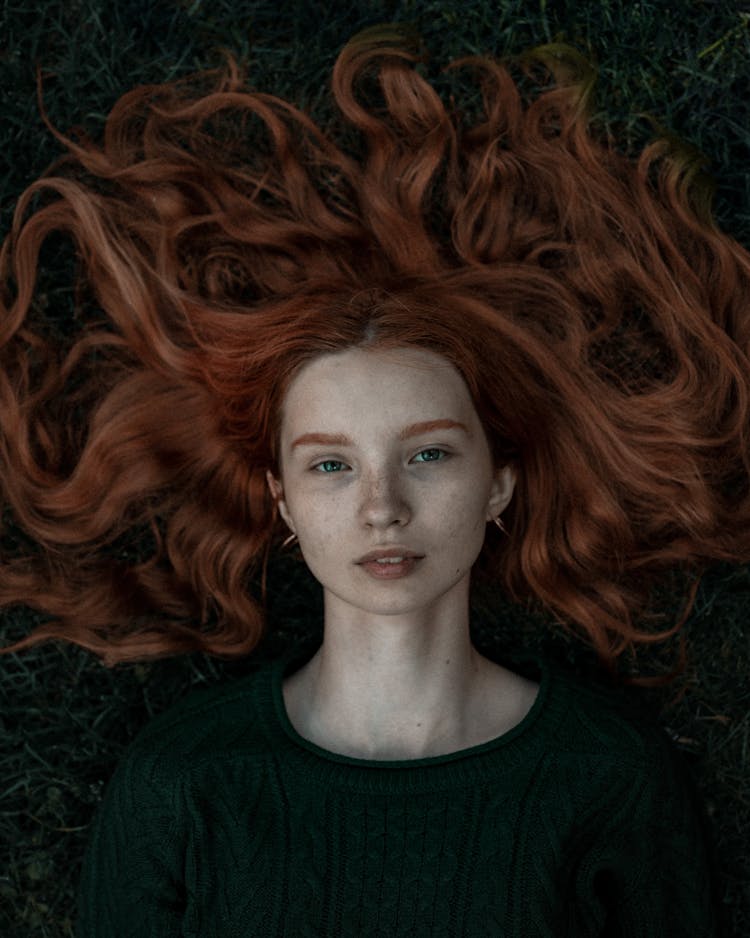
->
xmin=357 ymin=556 xmax=423 ymax=579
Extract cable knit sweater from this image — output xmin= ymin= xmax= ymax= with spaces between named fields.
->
xmin=75 ymin=645 xmax=718 ymax=937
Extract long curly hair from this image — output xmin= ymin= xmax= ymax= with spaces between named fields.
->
xmin=1 ymin=24 xmax=749 ymax=672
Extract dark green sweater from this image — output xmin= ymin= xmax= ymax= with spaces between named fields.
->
xmin=75 ymin=646 xmax=718 ymax=936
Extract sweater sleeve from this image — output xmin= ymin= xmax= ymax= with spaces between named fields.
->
xmin=74 ymin=735 xmax=189 ymax=938
xmin=583 ymin=727 xmax=722 ymax=937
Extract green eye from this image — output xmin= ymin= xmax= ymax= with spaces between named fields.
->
xmin=312 ymin=460 xmax=345 ymax=473
xmin=413 ymin=448 xmax=446 ymax=463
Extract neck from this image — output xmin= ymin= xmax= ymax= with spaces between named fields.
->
xmin=283 ymin=591 xmax=496 ymax=759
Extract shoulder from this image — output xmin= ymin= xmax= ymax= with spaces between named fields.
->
xmin=529 ymin=656 xmax=680 ymax=780
xmin=511 ymin=658 xmax=702 ymax=842
xmin=116 ymin=661 xmax=276 ymax=785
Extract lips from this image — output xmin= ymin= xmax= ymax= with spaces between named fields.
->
xmin=356 ymin=547 xmax=423 ymax=564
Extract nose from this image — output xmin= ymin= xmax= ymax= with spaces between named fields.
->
xmin=358 ymin=468 xmax=411 ymax=529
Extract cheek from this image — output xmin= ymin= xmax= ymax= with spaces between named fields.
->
xmin=294 ymin=525 xmax=354 ymax=587
xmin=439 ymin=485 xmax=490 ymax=527
xmin=430 ymin=498 xmax=491 ymax=563
xmin=293 ymin=499 xmax=344 ymax=547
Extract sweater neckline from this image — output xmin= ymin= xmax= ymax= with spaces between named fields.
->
xmin=266 ymin=643 xmax=559 ymax=786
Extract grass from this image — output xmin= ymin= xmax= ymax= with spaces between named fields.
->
xmin=1 ymin=0 xmax=749 ymax=934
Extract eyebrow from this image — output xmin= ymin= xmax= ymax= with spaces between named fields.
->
xmin=290 ymin=419 xmax=470 ymax=450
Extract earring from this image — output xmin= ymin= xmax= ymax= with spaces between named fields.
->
xmin=281 ymin=531 xmax=298 ymax=549
xmin=492 ymin=515 xmax=508 ymax=535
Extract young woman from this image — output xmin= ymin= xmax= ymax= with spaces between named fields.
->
xmin=2 ymin=23 xmax=748 ymax=936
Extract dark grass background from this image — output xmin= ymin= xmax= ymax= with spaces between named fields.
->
xmin=1 ymin=0 xmax=749 ymax=934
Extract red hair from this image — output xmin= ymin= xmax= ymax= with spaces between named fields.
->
xmin=2 ymin=25 xmax=750 ymax=672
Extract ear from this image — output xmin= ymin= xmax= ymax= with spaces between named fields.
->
xmin=266 ymin=469 xmax=295 ymax=533
xmin=486 ymin=463 xmax=517 ymax=522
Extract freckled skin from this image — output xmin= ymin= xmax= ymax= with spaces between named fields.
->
xmin=267 ymin=348 xmax=513 ymax=619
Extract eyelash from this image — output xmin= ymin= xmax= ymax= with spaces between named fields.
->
xmin=311 ymin=448 xmax=449 ymax=474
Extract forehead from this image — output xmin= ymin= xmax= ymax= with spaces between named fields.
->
xmin=280 ymin=348 xmax=475 ymax=429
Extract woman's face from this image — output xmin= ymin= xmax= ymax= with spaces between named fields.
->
xmin=266 ymin=346 xmax=516 ymax=621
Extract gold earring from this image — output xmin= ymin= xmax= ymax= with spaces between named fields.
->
xmin=281 ymin=531 xmax=298 ymax=549
xmin=492 ymin=515 xmax=508 ymax=535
